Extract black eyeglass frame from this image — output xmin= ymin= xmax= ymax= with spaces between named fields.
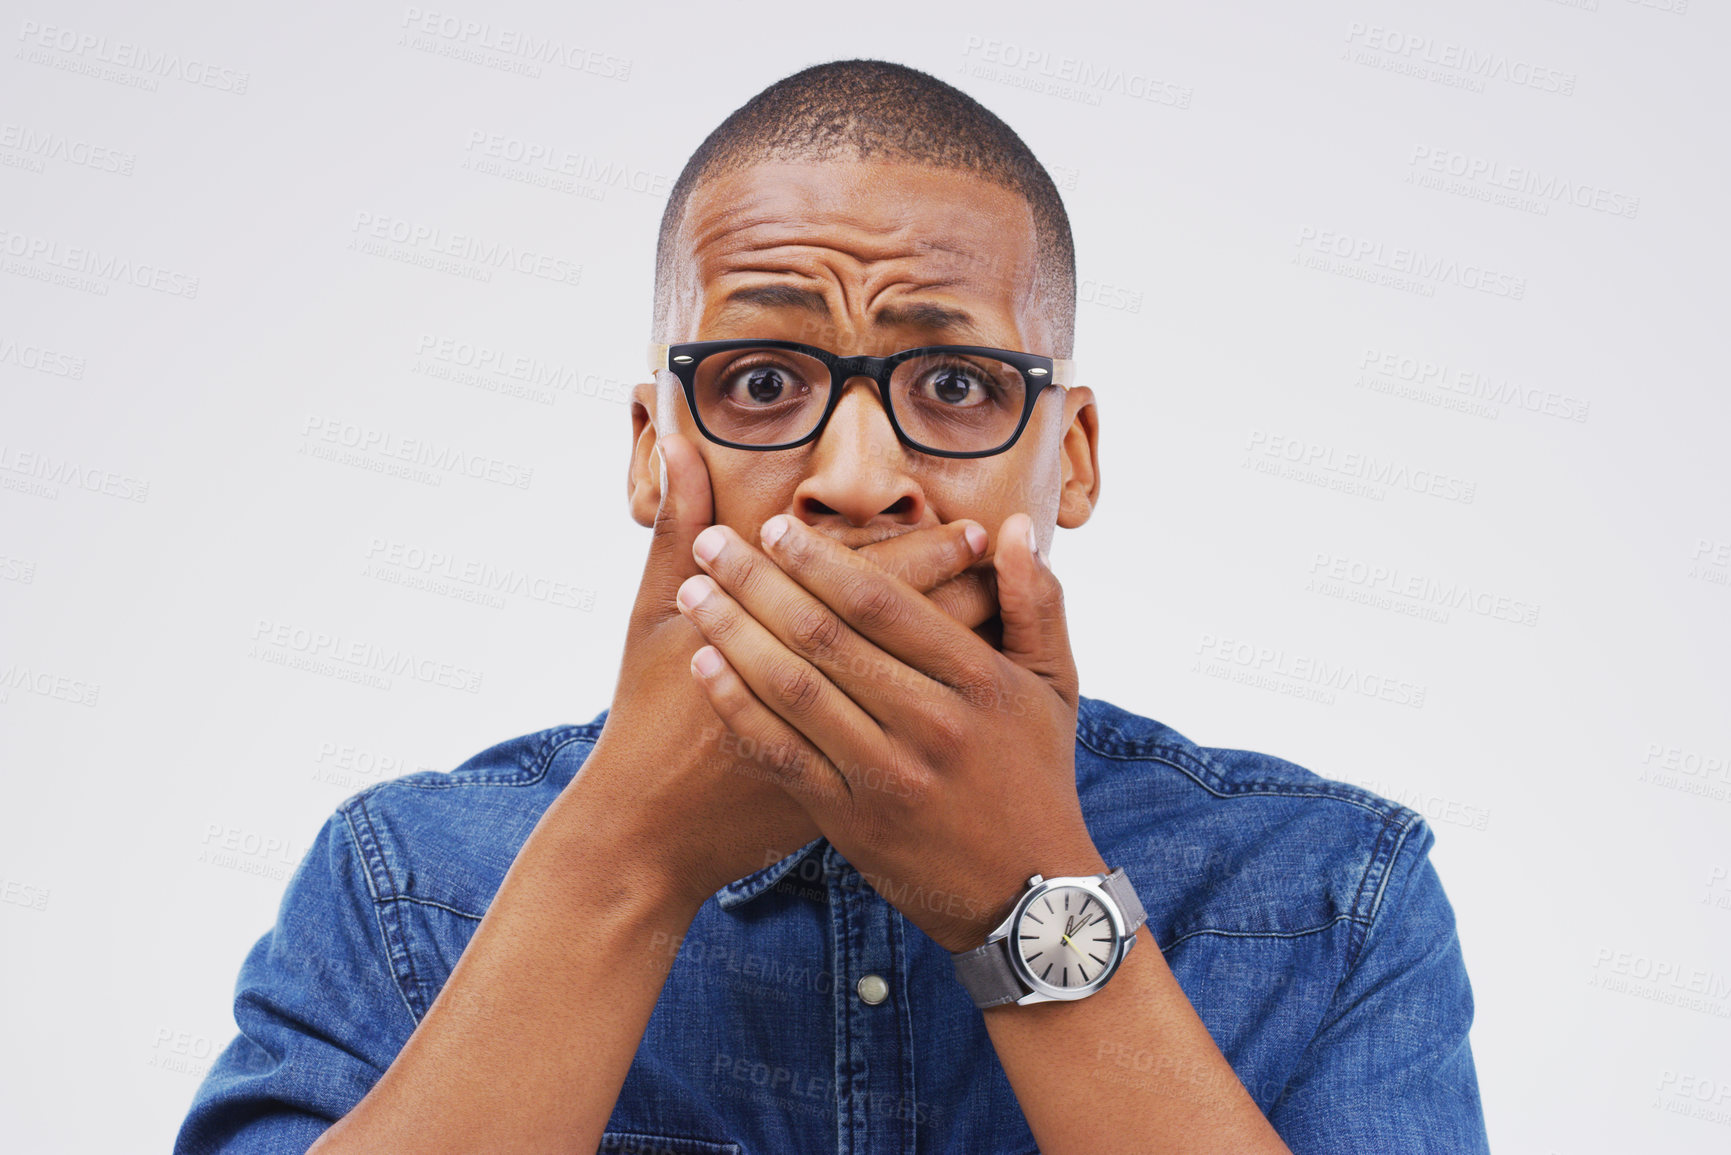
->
xmin=647 ymin=339 xmax=1075 ymax=459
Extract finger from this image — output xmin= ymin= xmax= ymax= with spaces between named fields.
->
xmin=636 ymin=432 xmax=713 ymax=627
xmin=676 ymin=567 xmax=892 ymax=757
xmin=754 ymin=516 xmax=999 ymax=693
xmin=687 ymin=644 xmax=854 ymax=817
xmin=855 ymin=519 xmax=991 ymax=597
xmin=688 ymin=524 xmax=954 ymax=724
xmin=925 ymin=567 xmax=1000 ymax=632
xmin=993 ymin=513 xmax=1079 ymax=704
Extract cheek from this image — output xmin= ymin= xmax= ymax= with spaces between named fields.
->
xmin=708 ymin=457 xmax=803 ymax=529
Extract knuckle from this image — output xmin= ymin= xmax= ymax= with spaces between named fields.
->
xmin=846 ymin=578 xmax=903 ymax=631
xmin=788 ymin=603 xmax=844 ymax=660
xmin=701 ymin=604 xmax=743 ymax=645
xmin=912 ymin=701 xmax=968 ymax=765
xmin=763 ymin=736 xmax=811 ymax=778
xmin=952 ymin=674 xmax=1005 ymax=714
xmin=769 ymin=661 xmax=824 ymax=719
xmin=724 ymin=550 xmax=769 ymax=601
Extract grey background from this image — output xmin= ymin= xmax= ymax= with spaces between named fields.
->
xmin=2 ymin=1 xmax=1727 ymax=1151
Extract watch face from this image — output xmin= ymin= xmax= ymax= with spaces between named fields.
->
xmin=1013 ymin=883 xmax=1120 ymax=993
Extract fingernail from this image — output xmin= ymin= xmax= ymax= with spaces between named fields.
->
xmin=677 ymin=575 xmax=713 ymax=612
xmin=964 ymin=524 xmax=988 ymax=558
xmin=761 ymin=515 xmax=790 ymax=549
xmin=693 ymin=646 xmax=723 ymax=677
xmin=1025 ymin=521 xmax=1040 ymax=563
xmin=693 ymin=525 xmax=725 ymax=565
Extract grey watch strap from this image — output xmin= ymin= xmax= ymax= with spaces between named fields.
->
xmin=951 ymin=929 xmax=1025 ymax=1009
xmin=1100 ymin=866 xmax=1148 ymax=936
xmin=950 ymin=867 xmax=1146 ymax=1009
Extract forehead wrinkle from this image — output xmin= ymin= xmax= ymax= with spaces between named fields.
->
xmin=682 ymin=167 xmax=1039 ymax=346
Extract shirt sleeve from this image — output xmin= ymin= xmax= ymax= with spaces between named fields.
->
xmin=1266 ymin=818 xmax=1491 ymax=1154
xmin=174 ymin=803 xmax=420 ymax=1155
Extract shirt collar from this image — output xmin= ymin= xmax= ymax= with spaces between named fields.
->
xmin=715 ymin=835 xmax=828 ymax=911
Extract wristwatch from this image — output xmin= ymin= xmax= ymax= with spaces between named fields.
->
xmin=950 ymin=867 xmax=1147 ymax=1009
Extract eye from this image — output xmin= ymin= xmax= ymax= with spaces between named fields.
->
xmin=914 ymin=361 xmax=998 ymax=408
xmin=716 ymin=357 xmax=814 ymax=407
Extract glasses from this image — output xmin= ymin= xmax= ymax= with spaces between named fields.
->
xmin=647 ymin=339 xmax=1074 ymax=458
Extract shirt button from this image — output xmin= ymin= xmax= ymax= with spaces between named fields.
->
xmin=856 ymin=973 xmax=890 ymax=1005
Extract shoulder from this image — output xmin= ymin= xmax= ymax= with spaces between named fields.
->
xmin=1074 ymin=694 xmax=1438 ymax=962
xmin=332 ymin=711 xmax=608 ymax=919
xmin=1079 ymin=694 xmax=1421 ymax=813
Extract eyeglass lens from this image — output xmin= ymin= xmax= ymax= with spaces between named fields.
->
xmin=691 ymin=346 xmax=1028 ymax=452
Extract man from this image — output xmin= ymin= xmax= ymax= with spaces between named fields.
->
xmin=176 ymin=59 xmax=1489 ymax=1154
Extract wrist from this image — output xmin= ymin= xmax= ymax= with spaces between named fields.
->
xmin=544 ymin=769 xmax=712 ymax=923
xmin=947 ymin=842 xmax=1111 ymax=954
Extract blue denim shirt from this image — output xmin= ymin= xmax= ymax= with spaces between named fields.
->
xmin=175 ymin=694 xmax=1489 ymax=1154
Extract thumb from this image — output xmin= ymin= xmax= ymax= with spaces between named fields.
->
xmin=639 ymin=430 xmax=714 ymax=622
xmin=992 ymin=513 xmax=1078 ymax=701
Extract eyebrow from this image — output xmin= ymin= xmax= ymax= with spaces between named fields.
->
xmin=714 ymin=283 xmax=987 ymax=341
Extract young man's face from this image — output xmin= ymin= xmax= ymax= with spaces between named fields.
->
xmin=628 ymin=158 xmax=1099 ymax=563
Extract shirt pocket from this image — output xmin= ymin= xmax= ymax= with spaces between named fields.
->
xmin=598 ymin=1131 xmax=742 ymax=1155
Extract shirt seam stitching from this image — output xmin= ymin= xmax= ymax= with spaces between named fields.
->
xmin=1158 ymin=912 xmax=1368 ymax=951
xmin=1346 ymin=812 xmax=1425 ymax=972
xmin=348 ymin=793 xmax=428 ymax=1024
xmin=339 ymin=803 xmax=424 ymax=1028
xmin=379 ymin=724 xmax=598 ymax=791
xmin=1075 ymin=731 xmax=1418 ymax=823
xmin=378 ymin=893 xmax=484 ymax=921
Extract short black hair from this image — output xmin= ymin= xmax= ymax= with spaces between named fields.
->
xmin=652 ymin=58 xmax=1077 ymax=356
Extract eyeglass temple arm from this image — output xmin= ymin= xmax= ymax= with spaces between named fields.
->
xmin=651 ymin=341 xmax=1076 ymax=385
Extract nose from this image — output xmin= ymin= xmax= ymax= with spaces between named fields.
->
xmin=790 ymin=375 xmax=926 ymax=530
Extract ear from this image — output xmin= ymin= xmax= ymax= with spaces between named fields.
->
xmin=627 ymin=379 xmax=662 ymax=528
xmin=1055 ymin=385 xmax=1100 ymax=529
